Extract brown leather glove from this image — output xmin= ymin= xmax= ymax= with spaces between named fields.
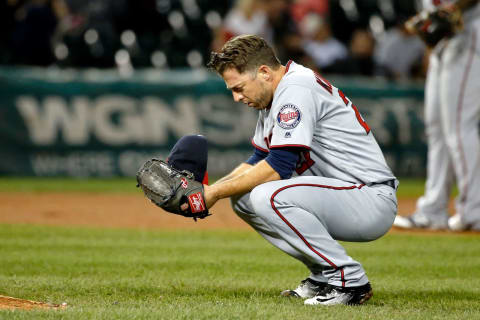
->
xmin=136 ymin=159 xmax=210 ymax=221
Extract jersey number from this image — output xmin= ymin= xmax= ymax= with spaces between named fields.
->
xmin=315 ymin=72 xmax=370 ymax=134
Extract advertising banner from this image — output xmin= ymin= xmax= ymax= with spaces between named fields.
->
xmin=0 ymin=67 xmax=426 ymax=177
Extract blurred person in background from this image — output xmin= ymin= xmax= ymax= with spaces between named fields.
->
xmin=8 ymin=0 xmax=69 ymax=66
xmin=54 ymin=0 xmax=127 ymax=68
xmin=281 ymin=0 xmax=328 ymax=65
xmin=263 ymin=0 xmax=303 ymax=62
xmin=298 ymin=13 xmax=348 ymax=72
xmin=347 ymin=29 xmax=376 ymax=76
xmin=374 ymin=17 xmax=426 ymax=80
xmin=394 ymin=0 xmax=480 ymax=231
xmin=324 ymin=28 xmax=376 ymax=76
xmin=211 ymin=0 xmax=274 ymax=51
xmin=290 ymin=0 xmax=328 ymax=22
xmin=212 ymin=0 xmax=302 ymax=64
xmin=0 ymin=0 xmax=20 ymax=64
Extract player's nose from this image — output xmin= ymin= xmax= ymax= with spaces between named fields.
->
xmin=232 ymin=92 xmax=243 ymax=102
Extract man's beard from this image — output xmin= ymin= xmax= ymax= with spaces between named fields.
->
xmin=255 ymin=84 xmax=272 ymax=109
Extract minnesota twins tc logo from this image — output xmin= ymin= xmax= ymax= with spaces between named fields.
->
xmin=277 ymin=104 xmax=301 ymax=129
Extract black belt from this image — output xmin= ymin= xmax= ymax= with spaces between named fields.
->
xmin=367 ymin=179 xmax=395 ymax=189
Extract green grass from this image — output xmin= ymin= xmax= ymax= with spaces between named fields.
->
xmin=0 ymin=177 xmax=137 ymax=193
xmin=0 ymin=177 xmax=455 ymax=198
xmin=0 ymin=225 xmax=479 ymax=319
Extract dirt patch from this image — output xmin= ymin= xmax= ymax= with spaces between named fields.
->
xmin=0 ymin=193 xmax=248 ymax=230
xmin=0 ymin=295 xmax=66 ymax=310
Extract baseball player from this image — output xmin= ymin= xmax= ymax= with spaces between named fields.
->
xmin=394 ymin=0 xmax=480 ymax=231
xmin=205 ymin=35 xmax=398 ymax=306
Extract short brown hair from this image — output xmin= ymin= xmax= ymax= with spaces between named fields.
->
xmin=207 ymin=35 xmax=281 ymax=75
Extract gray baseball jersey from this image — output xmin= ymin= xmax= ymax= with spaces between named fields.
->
xmin=231 ymin=61 xmax=398 ymax=288
xmin=252 ymin=61 xmax=395 ymax=185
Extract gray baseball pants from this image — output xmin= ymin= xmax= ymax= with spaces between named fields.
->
xmin=231 ymin=176 xmax=397 ymax=287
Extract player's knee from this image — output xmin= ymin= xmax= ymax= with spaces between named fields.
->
xmin=250 ymin=184 xmax=274 ymax=216
xmin=230 ymin=193 xmax=253 ymax=216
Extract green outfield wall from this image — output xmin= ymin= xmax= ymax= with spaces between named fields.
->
xmin=0 ymin=67 xmax=426 ymax=177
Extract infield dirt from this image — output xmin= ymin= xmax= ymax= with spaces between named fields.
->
xmin=0 ymin=192 xmax=455 ymax=230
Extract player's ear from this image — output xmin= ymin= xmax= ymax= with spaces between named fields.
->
xmin=258 ymin=65 xmax=271 ymax=80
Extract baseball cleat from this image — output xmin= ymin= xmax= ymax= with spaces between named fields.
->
xmin=448 ymin=214 xmax=480 ymax=231
xmin=281 ymin=278 xmax=328 ymax=299
xmin=393 ymin=212 xmax=448 ymax=230
xmin=448 ymin=213 xmax=465 ymax=231
xmin=304 ymin=282 xmax=373 ymax=306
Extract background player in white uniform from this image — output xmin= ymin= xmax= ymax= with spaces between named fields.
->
xmin=206 ymin=35 xmax=398 ymax=306
xmin=394 ymin=0 xmax=480 ymax=231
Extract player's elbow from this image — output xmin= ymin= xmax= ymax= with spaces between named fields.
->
xmin=250 ymin=183 xmax=274 ymax=215
xmin=264 ymin=148 xmax=300 ymax=180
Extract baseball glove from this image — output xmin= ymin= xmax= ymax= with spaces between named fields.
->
xmin=406 ymin=6 xmax=463 ymax=47
xmin=136 ymin=159 xmax=210 ymax=221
